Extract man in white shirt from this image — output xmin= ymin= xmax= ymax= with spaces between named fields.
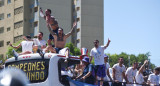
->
xmin=10 ymin=35 xmax=34 ymax=58
xmin=33 ymin=32 xmax=46 ymax=53
xmin=125 ymin=62 xmax=138 ymax=86
xmin=112 ymin=57 xmax=127 ymax=86
xmin=90 ymin=39 xmax=111 ymax=86
xmin=135 ymin=60 xmax=148 ymax=86
xmin=147 ymin=67 xmax=160 ymax=86
xmin=104 ymin=54 xmax=112 ymax=86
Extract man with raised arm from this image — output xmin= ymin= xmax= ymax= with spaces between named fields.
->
xmin=45 ymin=22 xmax=77 ymax=60
xmin=40 ymin=8 xmax=59 ymax=46
xmin=9 ymin=35 xmax=34 ymax=58
xmin=135 ymin=60 xmax=148 ymax=86
xmin=90 ymin=39 xmax=111 ymax=86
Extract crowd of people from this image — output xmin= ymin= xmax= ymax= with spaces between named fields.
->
xmin=8 ymin=8 xmax=160 ymax=86
xmin=62 ymin=40 xmax=160 ymax=86
xmin=9 ymin=8 xmax=76 ymax=61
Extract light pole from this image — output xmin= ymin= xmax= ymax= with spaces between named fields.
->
xmin=128 ymin=56 xmax=130 ymax=67
xmin=148 ymin=56 xmax=150 ymax=70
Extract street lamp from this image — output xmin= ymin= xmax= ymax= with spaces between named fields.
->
xmin=148 ymin=56 xmax=150 ymax=70
xmin=128 ymin=56 xmax=130 ymax=67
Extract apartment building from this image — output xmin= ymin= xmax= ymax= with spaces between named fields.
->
xmin=0 ymin=0 xmax=38 ymax=58
xmin=39 ymin=0 xmax=104 ymax=51
xmin=0 ymin=0 xmax=103 ymax=58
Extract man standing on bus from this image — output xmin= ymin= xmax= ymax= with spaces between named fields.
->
xmin=40 ymin=8 xmax=59 ymax=46
xmin=90 ymin=39 xmax=111 ymax=86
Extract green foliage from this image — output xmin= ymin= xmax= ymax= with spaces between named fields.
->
xmin=107 ymin=52 xmax=156 ymax=70
xmin=6 ymin=40 xmax=23 ymax=59
xmin=65 ymin=42 xmax=81 ymax=56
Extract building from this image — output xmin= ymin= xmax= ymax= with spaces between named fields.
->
xmin=0 ymin=0 xmax=38 ymax=58
xmin=39 ymin=0 xmax=104 ymax=51
xmin=0 ymin=0 xmax=103 ymax=58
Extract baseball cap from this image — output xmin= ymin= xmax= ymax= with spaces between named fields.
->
xmin=104 ymin=54 xmax=109 ymax=58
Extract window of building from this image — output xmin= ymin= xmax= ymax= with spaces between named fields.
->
xmin=76 ymin=17 xmax=80 ymax=21
xmin=14 ymin=21 xmax=23 ymax=29
xmin=0 ymin=54 xmax=3 ymax=58
xmin=0 ymin=40 xmax=4 ymax=47
xmin=14 ymin=6 xmax=23 ymax=15
xmin=34 ymin=7 xmax=38 ymax=12
xmin=14 ymin=35 xmax=23 ymax=43
xmin=34 ymin=21 xmax=38 ymax=27
xmin=0 ymin=0 xmax=4 ymax=7
xmin=76 ymin=7 xmax=80 ymax=11
xmin=0 ymin=27 xmax=4 ymax=34
xmin=77 ymin=28 xmax=80 ymax=32
xmin=7 ymin=13 xmax=11 ymax=18
xmin=7 ymin=27 xmax=11 ymax=31
xmin=0 ymin=13 xmax=4 ymax=20
xmin=77 ymin=39 xmax=80 ymax=43
xmin=6 ymin=41 xmax=10 ymax=45
xmin=7 ymin=0 xmax=11 ymax=4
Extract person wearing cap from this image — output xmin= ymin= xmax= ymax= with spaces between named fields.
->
xmin=9 ymin=35 xmax=34 ymax=58
xmin=75 ymin=56 xmax=95 ymax=84
xmin=90 ymin=39 xmax=111 ymax=86
xmin=147 ymin=67 xmax=159 ymax=86
xmin=104 ymin=54 xmax=112 ymax=86
xmin=74 ymin=48 xmax=88 ymax=76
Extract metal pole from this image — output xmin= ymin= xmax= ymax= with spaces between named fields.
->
xmin=148 ymin=56 xmax=150 ymax=70
xmin=128 ymin=56 xmax=130 ymax=67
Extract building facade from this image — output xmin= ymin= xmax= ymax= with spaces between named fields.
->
xmin=0 ymin=0 xmax=103 ymax=58
xmin=0 ymin=0 xmax=38 ymax=58
xmin=38 ymin=0 xmax=104 ymax=51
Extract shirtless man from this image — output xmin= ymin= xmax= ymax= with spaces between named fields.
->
xmin=40 ymin=8 xmax=59 ymax=46
xmin=45 ymin=21 xmax=77 ymax=59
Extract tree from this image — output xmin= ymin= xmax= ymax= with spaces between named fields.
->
xmin=65 ymin=42 xmax=81 ymax=56
xmin=6 ymin=40 xmax=23 ymax=59
xmin=106 ymin=52 xmax=156 ymax=70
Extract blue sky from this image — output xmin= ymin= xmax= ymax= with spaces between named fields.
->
xmin=104 ymin=0 xmax=160 ymax=66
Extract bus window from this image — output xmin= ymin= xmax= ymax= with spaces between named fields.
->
xmin=58 ymin=58 xmax=80 ymax=86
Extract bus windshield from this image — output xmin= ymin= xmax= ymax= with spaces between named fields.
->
xmin=5 ymin=59 xmax=49 ymax=83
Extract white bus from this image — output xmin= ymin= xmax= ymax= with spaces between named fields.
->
xmin=5 ymin=53 xmax=81 ymax=86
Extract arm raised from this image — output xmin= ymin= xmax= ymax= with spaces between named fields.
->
xmin=47 ymin=23 xmax=56 ymax=36
xmin=104 ymin=38 xmax=111 ymax=49
xmin=65 ymin=21 xmax=77 ymax=38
